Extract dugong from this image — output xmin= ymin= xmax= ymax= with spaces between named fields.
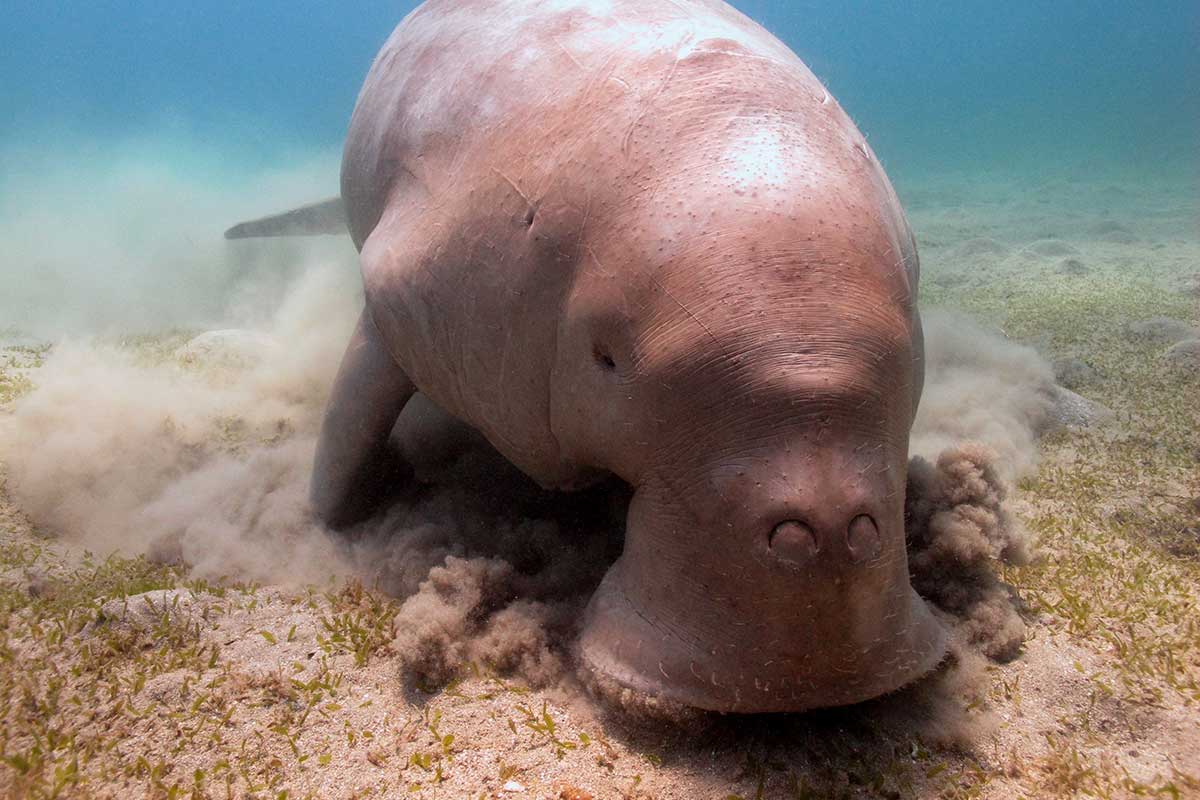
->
xmin=228 ymin=0 xmax=946 ymax=713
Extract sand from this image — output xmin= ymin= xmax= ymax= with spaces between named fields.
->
xmin=1 ymin=163 xmax=1198 ymax=799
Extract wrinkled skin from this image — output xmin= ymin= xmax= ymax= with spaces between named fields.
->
xmin=314 ymin=0 xmax=946 ymax=712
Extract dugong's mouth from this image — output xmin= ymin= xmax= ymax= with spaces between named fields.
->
xmin=575 ymin=525 xmax=947 ymax=715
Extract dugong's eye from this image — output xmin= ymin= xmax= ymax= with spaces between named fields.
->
xmin=592 ymin=345 xmax=617 ymax=372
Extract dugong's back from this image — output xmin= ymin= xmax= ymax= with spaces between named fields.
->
xmin=343 ymin=0 xmax=836 ymax=247
xmin=339 ymin=0 xmax=917 ymax=484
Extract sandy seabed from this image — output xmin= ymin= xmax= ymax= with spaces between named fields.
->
xmin=1 ymin=154 xmax=1198 ymax=799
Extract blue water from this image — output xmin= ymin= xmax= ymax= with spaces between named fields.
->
xmin=3 ymin=1 xmax=1196 ymax=175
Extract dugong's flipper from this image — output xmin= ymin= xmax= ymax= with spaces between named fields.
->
xmin=225 ymin=197 xmax=346 ymax=239
xmin=311 ymin=308 xmax=414 ymax=530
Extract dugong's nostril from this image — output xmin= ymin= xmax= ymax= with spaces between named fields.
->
xmin=769 ymin=520 xmax=819 ymax=566
xmin=846 ymin=514 xmax=882 ymax=562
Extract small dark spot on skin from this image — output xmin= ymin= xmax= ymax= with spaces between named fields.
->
xmin=593 ymin=346 xmax=616 ymax=371
xmin=524 ymin=205 xmax=537 ymax=227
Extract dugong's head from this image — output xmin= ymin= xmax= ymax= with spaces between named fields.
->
xmin=548 ymin=117 xmax=945 ymax=713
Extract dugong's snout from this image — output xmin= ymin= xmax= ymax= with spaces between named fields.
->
xmin=577 ymin=451 xmax=947 ymax=715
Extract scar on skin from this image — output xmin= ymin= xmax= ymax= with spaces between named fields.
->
xmin=491 ymin=168 xmax=537 ymax=222
xmin=553 ymin=37 xmax=586 ymax=71
xmin=621 ymin=36 xmax=691 ymax=156
xmin=688 ymin=48 xmax=787 ymax=66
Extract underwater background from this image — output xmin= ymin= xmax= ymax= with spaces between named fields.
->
xmin=3 ymin=0 xmax=1196 ymax=338
xmin=3 ymin=1 xmax=1196 ymax=174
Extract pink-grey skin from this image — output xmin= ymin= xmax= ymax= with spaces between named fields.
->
xmin=294 ymin=0 xmax=946 ymax=713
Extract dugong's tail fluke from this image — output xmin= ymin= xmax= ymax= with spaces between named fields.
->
xmin=224 ymin=197 xmax=347 ymax=239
